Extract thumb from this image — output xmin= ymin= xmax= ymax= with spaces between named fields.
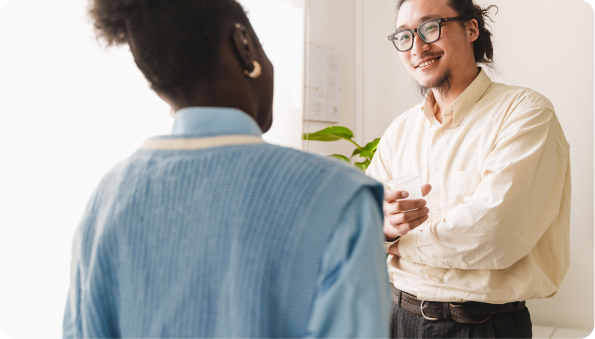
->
xmin=388 ymin=242 xmax=400 ymax=256
xmin=421 ymin=184 xmax=432 ymax=197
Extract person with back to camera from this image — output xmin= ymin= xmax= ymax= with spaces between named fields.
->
xmin=62 ymin=0 xmax=399 ymax=337
xmin=366 ymin=0 xmax=571 ymax=338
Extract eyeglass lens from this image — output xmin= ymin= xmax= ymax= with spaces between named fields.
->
xmin=394 ymin=20 xmax=440 ymax=51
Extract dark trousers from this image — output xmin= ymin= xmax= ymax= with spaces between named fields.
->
xmin=390 ymin=298 xmax=533 ymax=338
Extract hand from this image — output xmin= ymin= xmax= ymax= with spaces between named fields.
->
xmin=383 ymin=184 xmax=432 ymax=242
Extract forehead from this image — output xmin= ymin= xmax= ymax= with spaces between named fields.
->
xmin=396 ymin=0 xmax=457 ymax=30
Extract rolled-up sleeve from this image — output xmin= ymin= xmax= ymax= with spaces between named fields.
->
xmin=398 ymin=106 xmax=570 ymax=270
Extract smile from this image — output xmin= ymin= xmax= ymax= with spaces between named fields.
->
xmin=416 ymin=57 xmax=441 ymax=69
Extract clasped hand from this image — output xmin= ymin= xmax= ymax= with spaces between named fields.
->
xmin=383 ymin=184 xmax=432 ymax=256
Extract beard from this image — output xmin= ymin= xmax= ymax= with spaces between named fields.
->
xmin=417 ymin=69 xmax=453 ymax=98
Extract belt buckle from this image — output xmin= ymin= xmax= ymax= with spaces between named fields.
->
xmin=420 ymin=300 xmax=440 ymax=321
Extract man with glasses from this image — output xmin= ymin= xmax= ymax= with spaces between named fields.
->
xmin=366 ymin=0 xmax=571 ymax=338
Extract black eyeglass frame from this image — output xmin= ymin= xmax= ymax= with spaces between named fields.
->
xmin=388 ymin=17 xmax=465 ymax=52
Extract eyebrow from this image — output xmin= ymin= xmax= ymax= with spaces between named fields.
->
xmin=395 ymin=14 xmax=441 ymax=32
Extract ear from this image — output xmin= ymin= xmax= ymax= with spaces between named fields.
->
xmin=466 ymin=19 xmax=480 ymax=43
xmin=232 ymin=23 xmax=257 ymax=73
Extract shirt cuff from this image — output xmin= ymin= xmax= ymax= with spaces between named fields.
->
xmin=396 ymin=232 xmax=416 ymax=262
xmin=383 ymin=237 xmax=400 ymax=253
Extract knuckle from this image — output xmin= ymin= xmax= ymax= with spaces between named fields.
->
xmin=401 ymin=213 xmax=411 ymax=222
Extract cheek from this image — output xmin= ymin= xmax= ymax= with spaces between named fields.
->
xmin=399 ymin=53 xmax=416 ymax=75
xmin=399 ymin=53 xmax=411 ymax=69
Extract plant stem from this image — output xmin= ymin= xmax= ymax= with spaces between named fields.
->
xmin=344 ymin=138 xmax=362 ymax=150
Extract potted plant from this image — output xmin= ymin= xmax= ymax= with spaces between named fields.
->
xmin=302 ymin=126 xmax=380 ymax=171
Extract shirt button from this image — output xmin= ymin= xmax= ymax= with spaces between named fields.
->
xmin=439 ymin=130 xmax=444 ymax=136
xmin=455 ymin=117 xmax=461 ymax=124
xmin=433 ymin=165 xmax=439 ymax=171
xmin=435 ymin=205 xmax=441 ymax=211
xmin=428 ymin=274 xmax=435 ymax=279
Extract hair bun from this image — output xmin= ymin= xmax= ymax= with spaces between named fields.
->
xmin=89 ymin=0 xmax=149 ymax=46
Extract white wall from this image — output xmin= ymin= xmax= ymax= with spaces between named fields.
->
xmin=241 ymin=0 xmax=306 ymax=149
xmin=304 ymin=0 xmax=359 ymax=158
xmin=357 ymin=0 xmax=594 ymax=332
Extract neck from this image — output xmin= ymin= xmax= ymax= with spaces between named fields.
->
xmin=169 ymin=83 xmax=258 ymax=123
xmin=433 ymin=66 xmax=480 ymax=122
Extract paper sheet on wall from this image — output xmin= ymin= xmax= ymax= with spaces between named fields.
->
xmin=304 ymin=44 xmax=340 ymax=122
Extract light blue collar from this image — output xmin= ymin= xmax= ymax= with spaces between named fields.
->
xmin=171 ymin=107 xmax=263 ymax=137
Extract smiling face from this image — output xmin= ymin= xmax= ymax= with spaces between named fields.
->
xmin=396 ymin=0 xmax=477 ymax=95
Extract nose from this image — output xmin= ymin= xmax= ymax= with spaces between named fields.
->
xmin=411 ymin=32 xmax=430 ymax=56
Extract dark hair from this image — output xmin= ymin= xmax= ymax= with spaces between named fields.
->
xmin=396 ymin=0 xmax=497 ymax=65
xmin=89 ymin=0 xmax=249 ymax=99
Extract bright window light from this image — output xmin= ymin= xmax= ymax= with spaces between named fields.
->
xmin=0 ymin=0 xmax=304 ymax=337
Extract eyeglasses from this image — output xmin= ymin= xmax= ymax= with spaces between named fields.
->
xmin=388 ymin=17 xmax=464 ymax=52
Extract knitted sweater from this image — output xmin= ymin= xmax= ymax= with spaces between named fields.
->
xmin=63 ymin=116 xmax=385 ymax=338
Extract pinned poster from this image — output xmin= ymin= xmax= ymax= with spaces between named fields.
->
xmin=304 ymin=44 xmax=341 ymax=122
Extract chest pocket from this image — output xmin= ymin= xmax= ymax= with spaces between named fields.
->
xmin=448 ymin=171 xmax=481 ymax=206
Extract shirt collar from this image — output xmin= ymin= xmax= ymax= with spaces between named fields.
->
xmin=422 ymin=68 xmax=492 ymax=127
xmin=171 ymin=107 xmax=263 ymax=137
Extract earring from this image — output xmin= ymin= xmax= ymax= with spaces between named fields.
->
xmin=236 ymin=23 xmax=249 ymax=45
xmin=243 ymin=61 xmax=262 ymax=79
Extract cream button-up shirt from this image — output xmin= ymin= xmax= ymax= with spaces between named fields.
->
xmin=367 ymin=69 xmax=571 ymax=304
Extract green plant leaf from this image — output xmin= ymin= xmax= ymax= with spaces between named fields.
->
xmin=302 ymin=133 xmax=341 ymax=141
xmin=302 ymin=126 xmax=354 ymax=142
xmin=360 ymin=150 xmax=373 ymax=158
xmin=328 ymin=154 xmax=351 ymax=164
xmin=354 ymin=161 xmax=368 ymax=171
xmin=351 ymin=148 xmax=362 ymax=158
xmin=365 ymin=138 xmax=381 ymax=152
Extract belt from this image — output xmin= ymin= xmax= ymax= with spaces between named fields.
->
xmin=391 ymin=285 xmax=526 ymax=324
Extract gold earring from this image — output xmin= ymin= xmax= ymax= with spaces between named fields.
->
xmin=243 ymin=61 xmax=261 ymax=79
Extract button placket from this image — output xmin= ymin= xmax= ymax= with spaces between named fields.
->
xmin=428 ymin=120 xmax=446 ymax=225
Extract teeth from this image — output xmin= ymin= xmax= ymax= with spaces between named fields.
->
xmin=419 ymin=58 xmax=437 ymax=68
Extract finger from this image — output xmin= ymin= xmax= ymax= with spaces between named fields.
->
xmin=386 ymin=199 xmax=427 ymax=214
xmin=421 ymin=184 xmax=432 ymax=197
xmin=387 ymin=213 xmax=429 ymax=231
xmin=386 ymin=207 xmax=429 ymax=224
xmin=384 ymin=189 xmax=408 ymax=202
xmin=385 ymin=207 xmax=430 ymax=227
xmin=400 ymin=207 xmax=430 ymax=223
xmin=383 ymin=217 xmax=403 ymax=240
xmin=388 ymin=242 xmax=400 ymax=256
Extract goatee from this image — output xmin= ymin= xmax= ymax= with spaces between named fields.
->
xmin=417 ymin=70 xmax=453 ymax=98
